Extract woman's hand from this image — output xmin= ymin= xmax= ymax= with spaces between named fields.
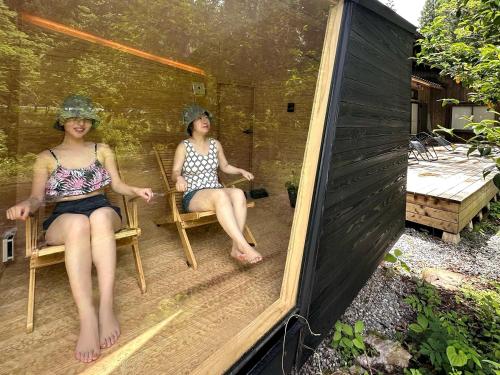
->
xmin=240 ymin=169 xmax=254 ymax=181
xmin=176 ymin=176 xmax=188 ymax=192
xmin=6 ymin=201 xmax=32 ymax=221
xmin=133 ymin=187 xmax=154 ymax=203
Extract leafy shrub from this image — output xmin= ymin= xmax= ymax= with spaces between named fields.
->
xmin=331 ymin=320 xmax=369 ymax=367
xmin=404 ymin=281 xmax=500 ymax=374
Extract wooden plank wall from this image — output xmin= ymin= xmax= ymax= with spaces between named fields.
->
xmin=303 ymin=2 xmax=414 ymax=342
xmin=252 ymin=80 xmax=316 ymax=195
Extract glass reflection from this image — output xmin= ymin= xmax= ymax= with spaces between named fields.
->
xmin=0 ymin=0 xmax=330 ymax=372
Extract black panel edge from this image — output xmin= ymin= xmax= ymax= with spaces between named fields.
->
xmin=349 ymin=0 xmax=416 ymax=34
xmin=228 ymin=2 xmax=352 ymax=373
xmin=246 ymin=318 xmax=303 ymax=375
xmin=227 ymin=308 xmax=299 ymax=374
xmin=297 ymin=0 xmax=353 ymax=324
xmin=294 ymin=0 xmax=354 ymax=367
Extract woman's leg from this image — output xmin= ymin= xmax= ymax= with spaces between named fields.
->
xmin=45 ymin=214 xmax=99 ymax=363
xmin=225 ymin=188 xmax=247 ymax=231
xmin=188 ymin=189 xmax=262 ymax=263
xmin=88 ymin=207 xmax=121 ymax=349
xmin=224 ymin=188 xmax=249 ymax=256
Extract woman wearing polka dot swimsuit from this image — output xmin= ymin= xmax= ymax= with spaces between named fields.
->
xmin=172 ymin=105 xmax=263 ymax=264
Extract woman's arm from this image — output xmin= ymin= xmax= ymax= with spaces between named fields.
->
xmin=100 ymin=144 xmax=153 ymax=202
xmin=172 ymin=142 xmax=187 ymax=191
xmin=216 ymin=140 xmax=254 ymax=180
xmin=6 ymin=152 xmax=50 ymax=220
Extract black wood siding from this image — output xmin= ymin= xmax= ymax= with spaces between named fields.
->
xmin=300 ymin=0 xmax=414 ymax=351
xmin=232 ymin=1 xmax=414 ymax=373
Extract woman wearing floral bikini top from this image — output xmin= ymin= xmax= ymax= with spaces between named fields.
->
xmin=6 ymin=95 xmax=153 ymax=363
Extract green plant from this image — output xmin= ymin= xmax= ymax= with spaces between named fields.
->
xmin=489 ymin=201 xmax=500 ymax=221
xmin=404 ymin=281 xmax=500 ymax=374
xmin=405 ymin=369 xmax=424 ymax=375
xmin=384 ymin=248 xmax=411 ymax=273
xmin=331 ymin=321 xmax=368 ymax=368
xmin=417 ymin=0 xmax=500 ymax=105
xmin=285 ymin=170 xmax=299 ymax=191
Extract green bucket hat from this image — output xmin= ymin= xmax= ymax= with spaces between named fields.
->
xmin=54 ymin=94 xmax=101 ymax=131
xmin=182 ymin=104 xmax=212 ymax=133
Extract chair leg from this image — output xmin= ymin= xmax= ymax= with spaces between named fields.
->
xmin=175 ymin=222 xmax=198 ymax=270
xmin=26 ymin=264 xmax=36 ymax=333
xmin=243 ymin=225 xmax=257 ymax=247
xmin=131 ymin=238 xmax=147 ymax=294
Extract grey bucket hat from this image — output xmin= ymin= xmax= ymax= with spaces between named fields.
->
xmin=182 ymin=104 xmax=212 ymax=132
xmin=54 ymin=95 xmax=101 ymax=131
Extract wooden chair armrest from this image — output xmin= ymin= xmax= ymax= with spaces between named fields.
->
xmin=122 ymin=195 xmax=140 ymax=229
xmin=226 ymin=177 xmax=249 ymax=187
xmin=166 ymin=188 xmax=179 ymax=195
xmin=25 ymin=213 xmax=39 ymax=257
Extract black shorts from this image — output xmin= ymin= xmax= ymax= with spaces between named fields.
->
xmin=42 ymin=194 xmax=122 ymax=231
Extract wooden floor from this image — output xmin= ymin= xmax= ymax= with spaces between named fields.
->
xmin=0 ymin=194 xmax=292 ymax=374
xmin=406 ymin=145 xmax=499 ymax=242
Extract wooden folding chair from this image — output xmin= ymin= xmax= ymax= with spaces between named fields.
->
xmin=153 ymin=144 xmax=257 ymax=270
xmin=25 ymin=162 xmax=146 ymax=333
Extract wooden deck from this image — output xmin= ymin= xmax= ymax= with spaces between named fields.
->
xmin=0 ymin=195 xmax=292 ymax=374
xmin=406 ymin=145 xmax=499 ymax=243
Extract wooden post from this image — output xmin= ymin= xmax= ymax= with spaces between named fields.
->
xmin=442 ymin=231 xmax=460 ymax=244
xmin=131 ymin=239 xmax=147 ymax=293
xmin=26 ymin=258 xmax=36 ymax=333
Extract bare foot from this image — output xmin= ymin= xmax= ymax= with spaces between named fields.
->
xmin=75 ymin=308 xmax=100 ymax=363
xmin=230 ymin=244 xmax=246 ymax=262
xmin=99 ymin=306 xmax=120 ymax=349
xmin=237 ymin=242 xmax=263 ymax=264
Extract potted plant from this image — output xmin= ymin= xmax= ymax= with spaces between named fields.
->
xmin=285 ymin=171 xmax=299 ymax=208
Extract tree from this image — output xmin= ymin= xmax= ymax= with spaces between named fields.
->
xmin=418 ymin=0 xmax=438 ymax=29
xmin=418 ymin=0 xmax=500 ymax=188
xmin=417 ymin=0 xmax=500 ymax=105
xmin=385 ymin=0 xmax=396 ymax=11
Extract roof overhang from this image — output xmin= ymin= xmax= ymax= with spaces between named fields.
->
xmin=411 ymin=75 xmax=443 ymax=90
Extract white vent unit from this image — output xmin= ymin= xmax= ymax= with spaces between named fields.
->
xmin=2 ymin=228 xmax=16 ymax=262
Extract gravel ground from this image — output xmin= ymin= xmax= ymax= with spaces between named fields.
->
xmin=298 ymin=218 xmax=500 ymax=375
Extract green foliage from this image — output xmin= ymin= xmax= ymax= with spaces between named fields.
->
xmin=385 ymin=0 xmax=396 ymax=11
xmin=419 ymin=0 xmax=439 ymax=29
xmin=405 ymin=369 xmax=424 ymax=375
xmin=0 ymin=1 xmax=47 ymax=99
xmin=331 ymin=320 xmax=368 ymax=367
xmin=489 ymin=200 xmax=500 ymax=221
xmin=417 ymin=0 xmax=500 ymax=105
xmin=404 ymin=281 xmax=500 ymax=374
xmin=285 ymin=170 xmax=299 ymax=191
xmin=95 ymin=112 xmax=151 ymax=154
xmin=0 ymin=130 xmax=37 ymax=183
xmin=384 ymin=248 xmax=411 ymax=273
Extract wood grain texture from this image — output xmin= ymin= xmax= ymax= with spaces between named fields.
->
xmin=406 ymin=145 xmax=498 ymax=234
xmin=0 ymin=195 xmax=292 ymax=374
xmin=302 ymin=1 xmax=414 ymax=348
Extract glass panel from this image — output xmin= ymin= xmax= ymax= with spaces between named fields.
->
xmin=451 ymin=106 xmax=473 ymax=129
xmin=0 ymin=0 xmax=331 ymax=373
xmin=411 ymin=103 xmax=418 ymax=134
xmin=472 ymin=106 xmax=495 ymax=123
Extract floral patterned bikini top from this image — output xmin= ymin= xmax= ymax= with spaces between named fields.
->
xmin=45 ymin=143 xmax=111 ymax=199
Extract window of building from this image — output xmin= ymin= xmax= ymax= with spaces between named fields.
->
xmin=451 ymin=105 xmax=495 ymax=130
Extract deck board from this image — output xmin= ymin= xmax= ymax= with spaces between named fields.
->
xmin=406 ymin=145 xmax=498 ymax=237
xmin=0 ymin=195 xmax=292 ymax=374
